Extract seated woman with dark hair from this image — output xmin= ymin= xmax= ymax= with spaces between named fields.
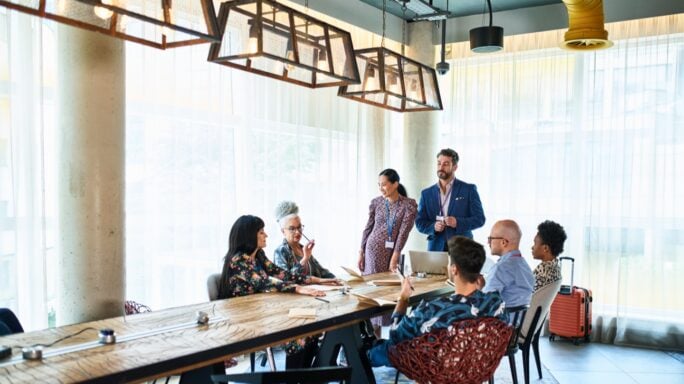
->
xmin=217 ymin=214 xmax=324 ymax=368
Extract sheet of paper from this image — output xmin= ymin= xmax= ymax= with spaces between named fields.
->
xmin=288 ymin=308 xmax=317 ymax=319
xmin=368 ymin=279 xmax=401 ymax=286
xmin=340 ymin=266 xmax=363 ymax=280
xmin=351 ymin=293 xmax=396 ymax=307
xmin=306 ymin=284 xmax=344 ymax=291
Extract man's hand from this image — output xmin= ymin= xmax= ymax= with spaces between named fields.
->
xmin=434 ymin=220 xmax=446 ymax=232
xmin=445 ymin=216 xmax=458 ymax=228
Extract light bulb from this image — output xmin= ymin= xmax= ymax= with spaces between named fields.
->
xmin=283 ymin=39 xmax=296 ymax=72
xmin=247 ymin=21 xmax=259 ymax=53
xmin=317 ymin=49 xmax=328 ymax=71
xmin=388 ymin=74 xmax=400 ymax=94
xmin=408 ymin=80 xmax=419 ymax=101
xmin=365 ymin=67 xmax=378 ymax=91
xmin=94 ymin=0 xmax=114 ymax=20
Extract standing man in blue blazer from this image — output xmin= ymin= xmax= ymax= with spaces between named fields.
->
xmin=415 ymin=149 xmax=485 ymax=251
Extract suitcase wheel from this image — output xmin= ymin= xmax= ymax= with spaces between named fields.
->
xmin=549 ymin=334 xmax=556 ymax=342
xmin=573 ymin=338 xmax=580 ymax=346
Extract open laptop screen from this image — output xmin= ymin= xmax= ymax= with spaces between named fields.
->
xmin=408 ymin=250 xmax=449 ymax=275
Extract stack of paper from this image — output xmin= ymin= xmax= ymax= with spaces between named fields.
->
xmin=288 ymin=308 xmax=317 ymax=319
xmin=351 ymin=293 xmax=397 ymax=307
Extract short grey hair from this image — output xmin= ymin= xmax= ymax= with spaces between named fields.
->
xmin=275 ymin=201 xmax=299 ymax=222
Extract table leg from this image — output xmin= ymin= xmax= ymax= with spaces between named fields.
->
xmin=314 ymin=322 xmax=376 ymax=384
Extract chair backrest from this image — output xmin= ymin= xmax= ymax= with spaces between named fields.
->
xmin=519 ymin=279 xmax=562 ymax=342
xmin=124 ymin=301 xmax=152 ymax=315
xmin=207 ymin=273 xmax=222 ymax=301
xmin=504 ymin=305 xmax=528 ymax=351
xmin=211 ymin=366 xmax=352 ymax=384
xmin=0 ymin=308 xmax=24 ymax=336
xmin=388 ymin=317 xmax=513 ymax=384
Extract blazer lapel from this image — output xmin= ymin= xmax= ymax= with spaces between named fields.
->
xmin=447 ymin=180 xmax=462 ymax=217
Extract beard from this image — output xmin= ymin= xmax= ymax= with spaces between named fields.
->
xmin=437 ymin=171 xmax=451 ymax=180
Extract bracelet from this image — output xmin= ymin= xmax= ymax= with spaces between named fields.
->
xmin=396 ymin=296 xmax=410 ymax=304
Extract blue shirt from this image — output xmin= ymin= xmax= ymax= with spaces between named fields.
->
xmin=483 ymin=250 xmax=534 ymax=308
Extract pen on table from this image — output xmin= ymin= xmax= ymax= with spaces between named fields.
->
xmin=396 ymin=270 xmax=415 ymax=291
xmin=315 ymin=297 xmax=330 ymax=303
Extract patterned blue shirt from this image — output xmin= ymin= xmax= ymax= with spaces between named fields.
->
xmin=389 ymin=290 xmax=507 ymax=346
xmin=483 ymin=250 xmax=534 ymax=308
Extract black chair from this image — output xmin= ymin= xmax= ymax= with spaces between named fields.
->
xmin=503 ymin=305 xmax=528 ymax=384
xmin=211 ymin=366 xmax=352 ymax=384
xmin=0 ymin=308 xmax=24 ymax=336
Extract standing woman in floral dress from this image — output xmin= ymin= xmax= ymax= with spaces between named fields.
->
xmin=358 ymin=169 xmax=417 ymax=335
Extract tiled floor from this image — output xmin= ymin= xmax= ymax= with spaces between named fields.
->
xmin=538 ymin=337 xmax=684 ymax=384
xmin=222 ymin=337 xmax=683 ymax=384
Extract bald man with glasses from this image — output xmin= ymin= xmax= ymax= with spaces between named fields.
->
xmin=483 ymin=220 xmax=534 ymax=308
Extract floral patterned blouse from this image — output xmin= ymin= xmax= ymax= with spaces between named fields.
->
xmin=219 ymin=250 xmax=307 ymax=299
xmin=218 ymin=250 xmax=313 ymax=357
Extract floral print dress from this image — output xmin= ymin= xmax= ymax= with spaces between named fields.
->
xmin=219 ymin=250 xmax=313 ymax=356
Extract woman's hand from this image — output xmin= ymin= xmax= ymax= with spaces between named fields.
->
xmin=358 ymin=250 xmax=365 ymax=272
xmin=389 ymin=252 xmax=400 ymax=272
xmin=302 ymin=240 xmax=315 ymax=261
xmin=295 ymin=285 xmax=326 ymax=297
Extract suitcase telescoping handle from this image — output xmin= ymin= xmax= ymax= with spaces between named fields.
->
xmin=559 ymin=257 xmax=575 ymax=295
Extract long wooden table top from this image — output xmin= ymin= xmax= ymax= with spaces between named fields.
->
xmin=0 ymin=272 xmax=452 ymax=383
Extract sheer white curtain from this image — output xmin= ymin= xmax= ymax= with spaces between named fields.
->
xmin=440 ymin=15 xmax=684 ymax=349
xmin=125 ymin=6 xmax=403 ymax=309
xmin=0 ymin=9 xmax=58 ymax=331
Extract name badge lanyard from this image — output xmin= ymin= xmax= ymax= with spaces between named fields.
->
xmin=385 ymin=199 xmax=399 ymax=242
xmin=438 ymin=182 xmax=454 ymax=217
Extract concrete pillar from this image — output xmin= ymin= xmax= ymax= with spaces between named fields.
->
xmin=56 ymin=26 xmax=125 ymax=325
xmin=403 ymin=21 xmax=440 ymax=252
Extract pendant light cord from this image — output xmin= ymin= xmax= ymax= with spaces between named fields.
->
xmin=381 ymin=0 xmax=386 ymax=48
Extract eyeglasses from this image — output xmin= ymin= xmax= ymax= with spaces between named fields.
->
xmin=286 ymin=225 xmax=305 ymax=233
xmin=487 ymin=236 xmax=505 ymax=243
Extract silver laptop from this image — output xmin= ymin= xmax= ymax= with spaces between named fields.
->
xmin=408 ymin=250 xmax=449 ymax=275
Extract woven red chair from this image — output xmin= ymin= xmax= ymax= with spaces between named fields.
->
xmin=388 ymin=317 xmax=513 ymax=384
xmin=124 ymin=300 xmax=152 ymax=315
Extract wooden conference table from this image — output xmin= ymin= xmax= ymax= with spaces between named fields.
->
xmin=0 ymin=272 xmax=452 ymax=383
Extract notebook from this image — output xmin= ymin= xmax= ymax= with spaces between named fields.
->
xmin=351 ymin=293 xmax=396 ymax=307
xmin=408 ymin=250 xmax=449 ymax=275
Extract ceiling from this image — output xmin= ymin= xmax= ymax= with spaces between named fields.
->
xmin=359 ymin=0 xmax=562 ymax=19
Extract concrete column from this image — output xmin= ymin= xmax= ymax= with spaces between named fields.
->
xmin=56 ymin=26 xmax=125 ymax=325
xmin=403 ymin=21 xmax=440 ymax=252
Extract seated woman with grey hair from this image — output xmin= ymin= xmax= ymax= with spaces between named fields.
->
xmin=273 ymin=201 xmax=337 ymax=280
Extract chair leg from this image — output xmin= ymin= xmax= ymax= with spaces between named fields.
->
xmin=250 ymin=352 xmax=256 ymax=373
xmin=266 ymin=347 xmax=276 ymax=372
xmin=508 ymin=352 xmax=518 ymax=384
xmin=522 ymin=345 xmax=531 ymax=384
xmin=489 ymin=376 xmax=495 ymax=384
xmin=532 ymin=336 xmax=543 ymax=379
xmin=394 ymin=369 xmax=400 ymax=384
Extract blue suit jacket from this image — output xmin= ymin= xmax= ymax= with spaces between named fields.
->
xmin=415 ymin=179 xmax=485 ymax=251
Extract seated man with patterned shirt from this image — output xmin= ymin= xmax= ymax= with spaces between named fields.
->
xmin=531 ymin=220 xmax=567 ymax=292
xmin=367 ymin=236 xmax=507 ymax=367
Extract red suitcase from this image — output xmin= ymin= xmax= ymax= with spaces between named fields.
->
xmin=549 ymin=257 xmax=592 ymax=345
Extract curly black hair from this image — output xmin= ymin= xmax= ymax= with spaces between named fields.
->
xmin=537 ymin=220 xmax=567 ymax=257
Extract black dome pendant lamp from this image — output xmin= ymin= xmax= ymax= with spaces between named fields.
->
xmin=470 ymin=0 xmax=504 ymax=53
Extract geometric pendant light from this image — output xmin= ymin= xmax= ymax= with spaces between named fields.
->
xmin=338 ymin=0 xmax=442 ymax=112
xmin=337 ymin=47 xmax=443 ymax=112
xmin=207 ymin=0 xmax=360 ymax=88
xmin=0 ymin=0 xmax=221 ymax=49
